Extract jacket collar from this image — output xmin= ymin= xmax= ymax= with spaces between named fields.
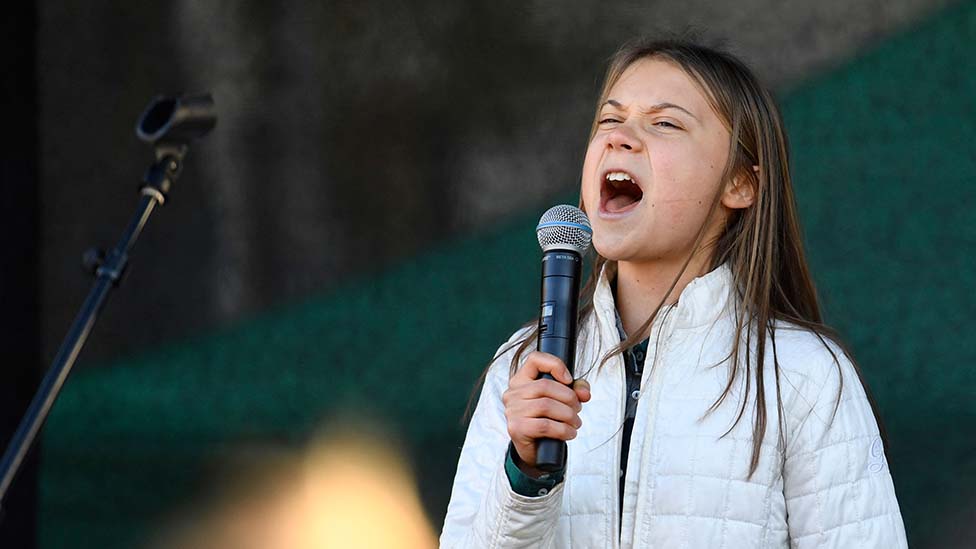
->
xmin=593 ymin=262 xmax=735 ymax=332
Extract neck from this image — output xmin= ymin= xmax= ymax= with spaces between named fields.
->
xmin=614 ymin=254 xmax=712 ymax=338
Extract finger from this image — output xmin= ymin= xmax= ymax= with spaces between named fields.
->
xmin=506 ymin=397 xmax=581 ymax=427
xmin=517 ymin=379 xmax=582 ymax=409
xmin=510 ymin=417 xmax=578 ymax=442
xmin=515 ymin=352 xmax=573 ymax=385
xmin=572 ymin=379 xmax=592 ymax=403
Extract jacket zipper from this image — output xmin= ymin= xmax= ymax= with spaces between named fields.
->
xmin=622 ymin=307 xmax=678 ymax=548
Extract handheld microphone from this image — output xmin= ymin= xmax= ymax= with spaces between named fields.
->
xmin=533 ymin=205 xmax=592 ymax=472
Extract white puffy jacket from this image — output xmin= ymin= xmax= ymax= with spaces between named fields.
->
xmin=440 ymin=264 xmax=907 ymax=548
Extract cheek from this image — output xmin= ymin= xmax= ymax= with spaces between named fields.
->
xmin=582 ymin=136 xmax=603 ymax=174
xmin=580 ymin=138 xmax=605 ymax=204
xmin=648 ymin=152 xmax=719 ymax=230
xmin=645 ymin=150 xmax=688 ymax=205
xmin=655 ymin=145 xmax=722 ymax=202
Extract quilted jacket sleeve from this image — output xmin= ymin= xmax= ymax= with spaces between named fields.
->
xmin=782 ymin=341 xmax=908 ymax=548
xmin=439 ymin=334 xmax=564 ymax=549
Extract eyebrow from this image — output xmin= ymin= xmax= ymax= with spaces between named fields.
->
xmin=605 ymin=99 xmax=699 ymax=121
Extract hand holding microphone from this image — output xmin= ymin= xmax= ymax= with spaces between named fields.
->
xmin=503 ymin=205 xmax=593 ymax=475
xmin=504 ymin=351 xmax=591 ymax=476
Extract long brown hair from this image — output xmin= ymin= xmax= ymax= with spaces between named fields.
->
xmin=487 ymin=37 xmax=885 ymax=478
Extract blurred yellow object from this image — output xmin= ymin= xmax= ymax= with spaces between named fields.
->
xmin=149 ymin=431 xmax=437 ymax=549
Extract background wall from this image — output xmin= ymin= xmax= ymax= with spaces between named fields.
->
xmin=38 ymin=0 xmax=957 ymax=364
xmin=10 ymin=0 xmax=973 ymax=547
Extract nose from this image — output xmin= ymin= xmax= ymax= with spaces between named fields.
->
xmin=607 ymin=124 xmax=642 ymax=152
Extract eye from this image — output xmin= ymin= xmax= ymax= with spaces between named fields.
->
xmin=599 ymin=117 xmax=621 ymax=125
xmin=654 ymin=120 xmax=681 ymax=129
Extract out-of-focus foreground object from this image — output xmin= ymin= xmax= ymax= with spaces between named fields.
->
xmin=149 ymin=429 xmax=436 ymax=549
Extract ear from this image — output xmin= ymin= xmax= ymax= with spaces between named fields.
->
xmin=721 ymin=165 xmax=758 ymax=210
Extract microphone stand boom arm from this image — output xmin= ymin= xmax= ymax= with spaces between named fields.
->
xmin=0 ymin=94 xmax=216 ymax=511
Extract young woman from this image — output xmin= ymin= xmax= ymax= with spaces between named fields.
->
xmin=440 ymin=38 xmax=907 ymax=548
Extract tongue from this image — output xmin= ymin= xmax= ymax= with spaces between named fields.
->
xmin=606 ymin=192 xmax=640 ymax=212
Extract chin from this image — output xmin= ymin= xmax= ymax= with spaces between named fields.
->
xmin=590 ymin=237 xmax=634 ymax=263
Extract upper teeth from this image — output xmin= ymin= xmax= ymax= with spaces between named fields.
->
xmin=606 ymin=171 xmax=633 ymax=182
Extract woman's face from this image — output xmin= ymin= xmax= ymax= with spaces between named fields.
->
xmin=581 ymin=57 xmax=733 ymax=266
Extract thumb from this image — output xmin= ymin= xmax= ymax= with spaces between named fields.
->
xmin=572 ymin=379 xmax=592 ymax=402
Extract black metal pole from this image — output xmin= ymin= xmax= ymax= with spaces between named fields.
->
xmin=0 ymin=190 xmax=161 ymax=505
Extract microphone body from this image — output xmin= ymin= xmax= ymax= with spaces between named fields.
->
xmin=534 ymin=248 xmax=583 ymax=472
xmin=532 ymin=205 xmax=592 ymax=473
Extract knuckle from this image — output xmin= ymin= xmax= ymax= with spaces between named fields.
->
xmin=531 ymin=399 xmax=552 ymax=418
xmin=529 ymin=351 xmax=555 ymax=369
xmin=539 ymin=379 xmax=562 ymax=394
xmin=507 ymin=417 xmax=524 ymax=436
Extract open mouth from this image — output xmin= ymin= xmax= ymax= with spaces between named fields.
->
xmin=600 ymin=170 xmax=644 ymax=214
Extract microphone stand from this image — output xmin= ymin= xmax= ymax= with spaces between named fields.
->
xmin=0 ymin=94 xmax=216 ymax=516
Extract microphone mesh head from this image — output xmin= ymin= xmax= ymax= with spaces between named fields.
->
xmin=536 ymin=205 xmax=593 ymax=254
